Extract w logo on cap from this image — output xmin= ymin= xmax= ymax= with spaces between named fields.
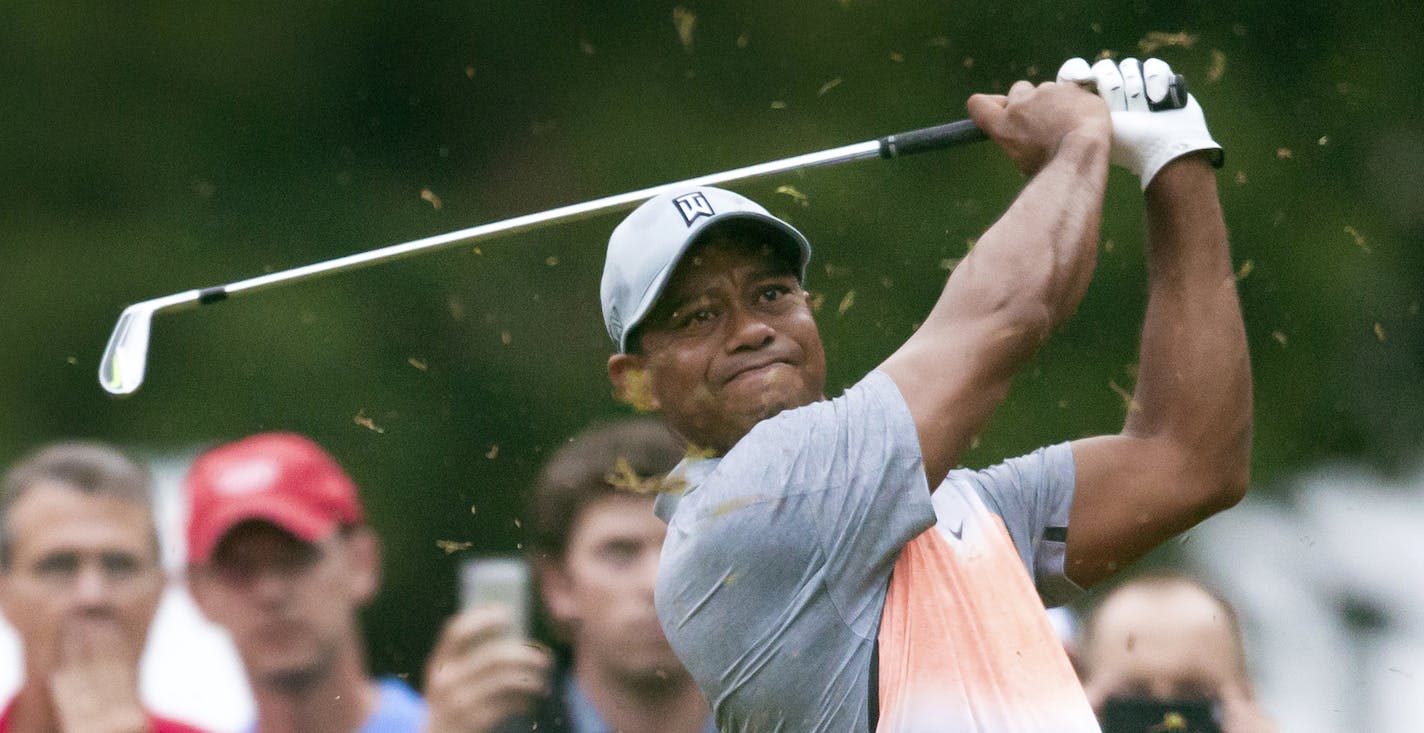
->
xmin=672 ymin=192 xmax=715 ymax=226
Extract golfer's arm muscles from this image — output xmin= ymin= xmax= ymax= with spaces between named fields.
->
xmin=1066 ymin=157 xmax=1252 ymax=587
xmin=880 ymin=129 xmax=1109 ymax=488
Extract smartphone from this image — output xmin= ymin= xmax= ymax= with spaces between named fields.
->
xmin=1100 ymin=696 xmax=1222 ymax=733
xmin=459 ymin=556 xmax=531 ymax=640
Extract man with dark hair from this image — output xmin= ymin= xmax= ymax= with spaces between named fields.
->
xmin=525 ymin=418 xmax=684 ymax=561
xmin=1081 ymin=573 xmax=1276 ymax=733
xmin=600 ymin=56 xmax=1252 ymax=730
xmin=483 ymin=418 xmax=714 ymax=733
xmin=0 ymin=442 xmax=207 ymax=733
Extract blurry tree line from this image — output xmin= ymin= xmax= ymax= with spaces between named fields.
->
xmin=2 ymin=0 xmax=1421 ymax=679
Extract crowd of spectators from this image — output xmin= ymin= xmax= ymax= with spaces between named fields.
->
xmin=0 ymin=426 xmax=1273 ymax=733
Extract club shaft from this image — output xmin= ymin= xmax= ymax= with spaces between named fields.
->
xmin=213 ymin=139 xmax=879 ymax=301
xmin=205 ymin=119 xmax=985 ymax=302
xmin=100 ymin=117 xmax=987 ymax=395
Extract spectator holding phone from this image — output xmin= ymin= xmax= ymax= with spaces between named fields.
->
xmin=1080 ymin=572 xmax=1276 ymax=733
xmin=466 ymin=418 xmax=714 ymax=733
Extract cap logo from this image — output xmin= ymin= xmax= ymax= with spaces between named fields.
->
xmin=212 ymin=460 xmax=279 ymax=496
xmin=672 ymin=192 xmax=715 ymax=226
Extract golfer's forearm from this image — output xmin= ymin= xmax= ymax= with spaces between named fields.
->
xmin=881 ymin=131 xmax=1108 ymax=485
xmin=1129 ymin=158 xmax=1252 ymax=497
xmin=935 ymin=129 xmax=1109 ymax=348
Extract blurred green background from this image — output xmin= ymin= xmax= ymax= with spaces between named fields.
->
xmin=3 ymin=0 xmax=1421 ymax=680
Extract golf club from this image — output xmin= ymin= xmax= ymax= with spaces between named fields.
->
xmin=99 ymin=71 xmax=1191 ymax=397
xmin=97 ymin=119 xmax=987 ymax=395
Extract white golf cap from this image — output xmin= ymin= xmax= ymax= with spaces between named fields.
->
xmin=601 ymin=186 xmax=812 ymax=353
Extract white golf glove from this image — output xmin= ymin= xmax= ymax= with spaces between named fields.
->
xmin=1057 ymin=56 xmax=1223 ymax=190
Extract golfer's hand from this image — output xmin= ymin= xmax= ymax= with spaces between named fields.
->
xmin=49 ymin=617 xmax=150 ymax=733
xmin=422 ymin=606 xmax=553 ymax=733
xmin=967 ymin=79 xmax=1110 ymax=177
xmin=1058 ymin=56 xmax=1222 ymax=190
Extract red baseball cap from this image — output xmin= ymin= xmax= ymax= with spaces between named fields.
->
xmin=184 ymin=432 xmax=365 ymax=564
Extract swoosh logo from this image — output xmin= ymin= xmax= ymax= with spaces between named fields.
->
xmin=946 ymin=519 xmax=965 ymax=541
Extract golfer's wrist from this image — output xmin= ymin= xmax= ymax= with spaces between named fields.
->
xmin=1144 ymin=152 xmax=1219 ymax=199
xmin=1054 ymin=125 xmax=1111 ymax=168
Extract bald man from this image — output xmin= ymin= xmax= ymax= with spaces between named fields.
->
xmin=1081 ymin=573 xmax=1276 ymax=733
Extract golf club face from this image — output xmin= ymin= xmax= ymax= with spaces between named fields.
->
xmin=99 ymin=303 xmax=155 ymax=396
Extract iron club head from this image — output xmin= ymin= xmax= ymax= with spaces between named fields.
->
xmin=98 ymin=291 xmax=201 ymax=396
xmin=99 ymin=303 xmax=157 ymax=396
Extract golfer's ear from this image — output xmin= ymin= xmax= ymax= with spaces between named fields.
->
xmin=608 ymin=353 xmax=660 ymax=412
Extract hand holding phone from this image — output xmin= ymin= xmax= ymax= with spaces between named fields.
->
xmin=425 ymin=582 xmax=552 ymax=733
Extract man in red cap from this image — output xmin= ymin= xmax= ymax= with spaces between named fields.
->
xmin=0 ymin=441 xmax=208 ymax=733
xmin=184 ymin=433 xmax=548 ymax=733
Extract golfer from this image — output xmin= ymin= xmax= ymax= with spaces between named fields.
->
xmin=598 ymin=56 xmax=1251 ymax=732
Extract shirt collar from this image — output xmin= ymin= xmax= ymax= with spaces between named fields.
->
xmin=653 ymin=454 xmax=721 ymax=523
xmin=563 ymin=675 xmax=610 ymax=733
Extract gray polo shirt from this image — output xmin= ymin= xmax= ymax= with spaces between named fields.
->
xmin=654 ymin=370 xmax=1080 ymax=732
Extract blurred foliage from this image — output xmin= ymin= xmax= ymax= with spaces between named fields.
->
xmin=2 ymin=0 xmax=1421 ymax=680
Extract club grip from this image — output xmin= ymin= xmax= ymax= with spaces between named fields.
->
xmin=877 ymin=72 xmax=1189 ymax=161
xmin=878 ymin=119 xmax=987 ymax=159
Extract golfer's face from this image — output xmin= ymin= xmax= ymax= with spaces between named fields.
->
xmin=636 ymin=239 xmax=826 ymax=453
